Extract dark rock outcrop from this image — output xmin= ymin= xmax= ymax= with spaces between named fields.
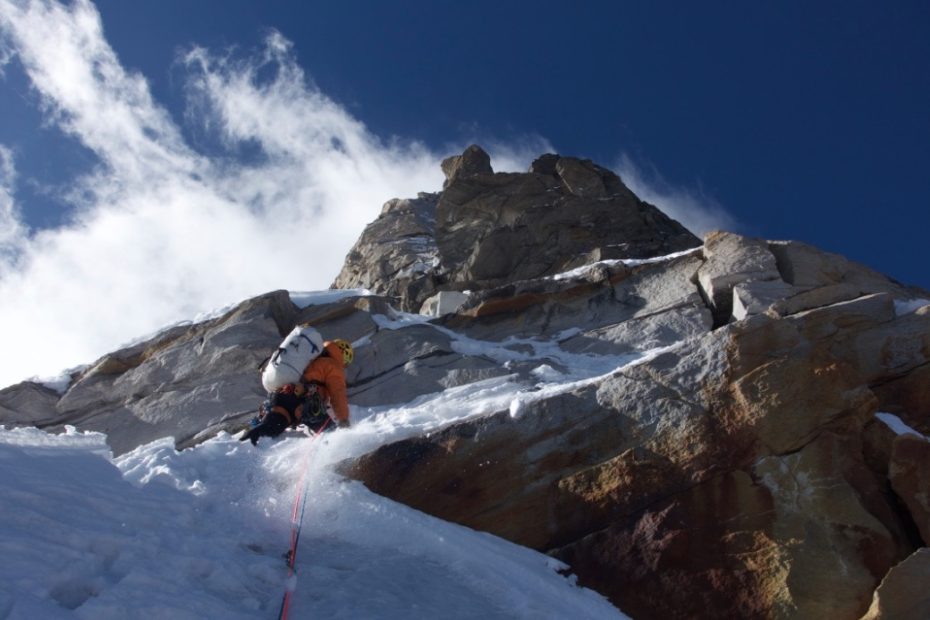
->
xmin=333 ymin=145 xmax=700 ymax=312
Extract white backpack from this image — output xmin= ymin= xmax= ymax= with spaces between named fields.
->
xmin=261 ymin=325 xmax=325 ymax=392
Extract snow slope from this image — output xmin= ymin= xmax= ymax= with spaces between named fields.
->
xmin=0 ymin=424 xmax=627 ymax=619
xmin=0 ymin=299 xmax=646 ymax=619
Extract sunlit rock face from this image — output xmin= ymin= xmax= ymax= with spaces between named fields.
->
xmin=337 ymin=166 xmax=930 ymax=619
xmin=4 ymin=146 xmax=930 ymax=619
xmin=1 ymin=291 xmax=300 ymax=455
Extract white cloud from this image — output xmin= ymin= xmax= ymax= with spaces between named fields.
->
xmin=0 ymin=0 xmax=196 ymax=188
xmin=0 ymin=43 xmax=11 ymax=75
xmin=613 ymin=153 xmax=737 ymax=237
xmin=0 ymin=145 xmax=27 ymax=264
xmin=0 ymin=0 xmax=731 ymax=390
xmin=0 ymin=0 xmax=458 ymax=387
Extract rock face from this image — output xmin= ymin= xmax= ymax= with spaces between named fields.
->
xmin=340 ymin=226 xmax=930 ymax=617
xmin=1 ymin=291 xmax=298 ymax=455
xmin=3 ymin=146 xmax=930 ymax=619
xmin=889 ymin=434 xmax=930 ymax=544
xmin=861 ymin=549 xmax=930 ymax=620
xmin=333 ymin=145 xmax=700 ymax=312
xmin=331 ymin=192 xmax=442 ymax=310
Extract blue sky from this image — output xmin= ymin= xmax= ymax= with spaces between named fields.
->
xmin=87 ymin=0 xmax=930 ymax=260
xmin=0 ymin=0 xmax=928 ymax=386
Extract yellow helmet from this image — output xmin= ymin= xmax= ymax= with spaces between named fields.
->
xmin=332 ymin=339 xmax=354 ymax=366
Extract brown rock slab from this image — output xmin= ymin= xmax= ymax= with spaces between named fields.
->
xmin=860 ymin=548 xmax=930 ymax=620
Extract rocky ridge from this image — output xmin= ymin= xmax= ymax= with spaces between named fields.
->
xmin=2 ymin=147 xmax=929 ymax=619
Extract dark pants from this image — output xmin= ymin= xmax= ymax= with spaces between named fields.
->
xmin=241 ymin=389 xmax=333 ymax=445
xmin=302 ymin=412 xmax=333 ymax=434
xmin=241 ymin=412 xmax=289 ymax=445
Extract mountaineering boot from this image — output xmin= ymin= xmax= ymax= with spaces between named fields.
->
xmin=238 ymin=427 xmax=259 ymax=446
xmin=239 ymin=412 xmax=289 ymax=445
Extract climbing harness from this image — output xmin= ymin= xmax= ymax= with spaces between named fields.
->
xmin=277 ymin=417 xmax=331 ymax=620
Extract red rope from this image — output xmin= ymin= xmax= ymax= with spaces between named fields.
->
xmin=277 ymin=418 xmax=331 ymax=620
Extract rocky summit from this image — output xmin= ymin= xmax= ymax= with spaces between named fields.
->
xmin=3 ymin=146 xmax=930 ymax=619
xmin=333 ymin=145 xmax=700 ymax=313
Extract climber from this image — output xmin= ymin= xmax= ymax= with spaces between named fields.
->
xmin=241 ymin=338 xmax=354 ymax=446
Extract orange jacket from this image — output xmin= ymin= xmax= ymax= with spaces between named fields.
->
xmin=301 ymin=341 xmax=350 ymax=425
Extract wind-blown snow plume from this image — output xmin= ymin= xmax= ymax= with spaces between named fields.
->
xmin=613 ymin=153 xmax=736 ymax=236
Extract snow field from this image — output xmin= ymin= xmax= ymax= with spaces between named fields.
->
xmin=0 ymin=428 xmax=283 ymax=619
xmin=0 ymin=422 xmax=628 ymax=619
